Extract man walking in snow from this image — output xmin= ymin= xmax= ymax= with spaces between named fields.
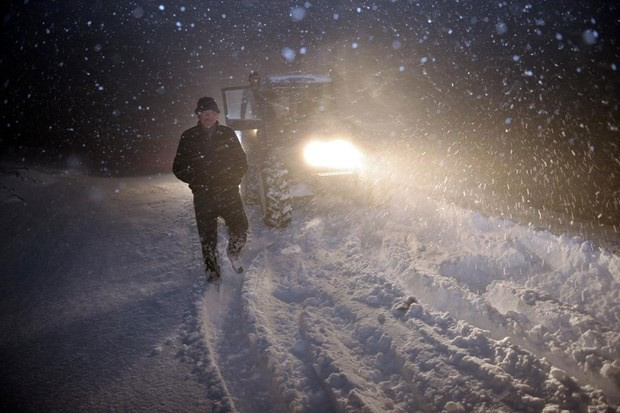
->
xmin=173 ymin=96 xmax=249 ymax=281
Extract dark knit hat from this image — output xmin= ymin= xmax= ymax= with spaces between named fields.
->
xmin=195 ymin=96 xmax=220 ymax=114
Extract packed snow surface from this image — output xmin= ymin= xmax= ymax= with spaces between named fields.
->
xmin=1 ymin=166 xmax=618 ymax=412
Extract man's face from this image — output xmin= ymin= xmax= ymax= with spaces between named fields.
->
xmin=198 ymin=109 xmax=218 ymax=128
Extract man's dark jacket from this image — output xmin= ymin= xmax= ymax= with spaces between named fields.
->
xmin=173 ymin=121 xmax=248 ymax=193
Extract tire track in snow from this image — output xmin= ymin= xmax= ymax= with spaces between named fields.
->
xmin=177 ymin=276 xmax=232 ymax=413
xmin=240 ymin=250 xmax=336 ymax=412
xmin=199 ymin=270 xmax=280 ymax=413
xmin=294 ymin=246 xmax=545 ymax=412
xmin=241 ymin=206 xmax=614 ymax=411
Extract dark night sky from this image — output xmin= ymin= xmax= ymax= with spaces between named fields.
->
xmin=1 ymin=0 xmax=618 ymax=221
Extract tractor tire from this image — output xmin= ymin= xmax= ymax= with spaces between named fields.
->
xmin=261 ymin=156 xmax=292 ymax=228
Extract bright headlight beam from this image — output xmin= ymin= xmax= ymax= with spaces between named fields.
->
xmin=303 ymin=139 xmax=363 ymax=170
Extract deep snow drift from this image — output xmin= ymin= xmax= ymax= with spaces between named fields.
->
xmin=1 ymin=164 xmax=618 ymax=412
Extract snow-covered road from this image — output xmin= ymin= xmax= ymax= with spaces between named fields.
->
xmin=1 ymin=166 xmax=618 ymax=412
xmin=198 ymin=193 xmax=619 ymax=412
xmin=0 ymin=168 xmax=212 ymax=411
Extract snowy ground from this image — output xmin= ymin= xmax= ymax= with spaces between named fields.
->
xmin=1 ymin=164 xmax=618 ymax=412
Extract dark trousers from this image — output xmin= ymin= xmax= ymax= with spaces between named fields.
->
xmin=192 ymin=187 xmax=248 ymax=273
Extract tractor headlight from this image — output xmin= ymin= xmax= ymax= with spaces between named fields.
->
xmin=303 ymin=139 xmax=364 ymax=171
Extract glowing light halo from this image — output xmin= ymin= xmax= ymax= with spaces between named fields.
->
xmin=303 ymin=139 xmax=363 ymax=171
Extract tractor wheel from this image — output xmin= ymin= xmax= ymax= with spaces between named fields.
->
xmin=261 ymin=156 xmax=292 ymax=228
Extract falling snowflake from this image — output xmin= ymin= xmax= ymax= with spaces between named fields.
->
xmin=282 ymin=47 xmax=296 ymax=62
xmin=582 ymin=29 xmax=598 ymax=45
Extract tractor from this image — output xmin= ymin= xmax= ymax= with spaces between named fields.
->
xmin=222 ymin=73 xmax=366 ymax=228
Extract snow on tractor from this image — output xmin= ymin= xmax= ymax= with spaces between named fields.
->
xmin=222 ymin=73 xmax=366 ymax=229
